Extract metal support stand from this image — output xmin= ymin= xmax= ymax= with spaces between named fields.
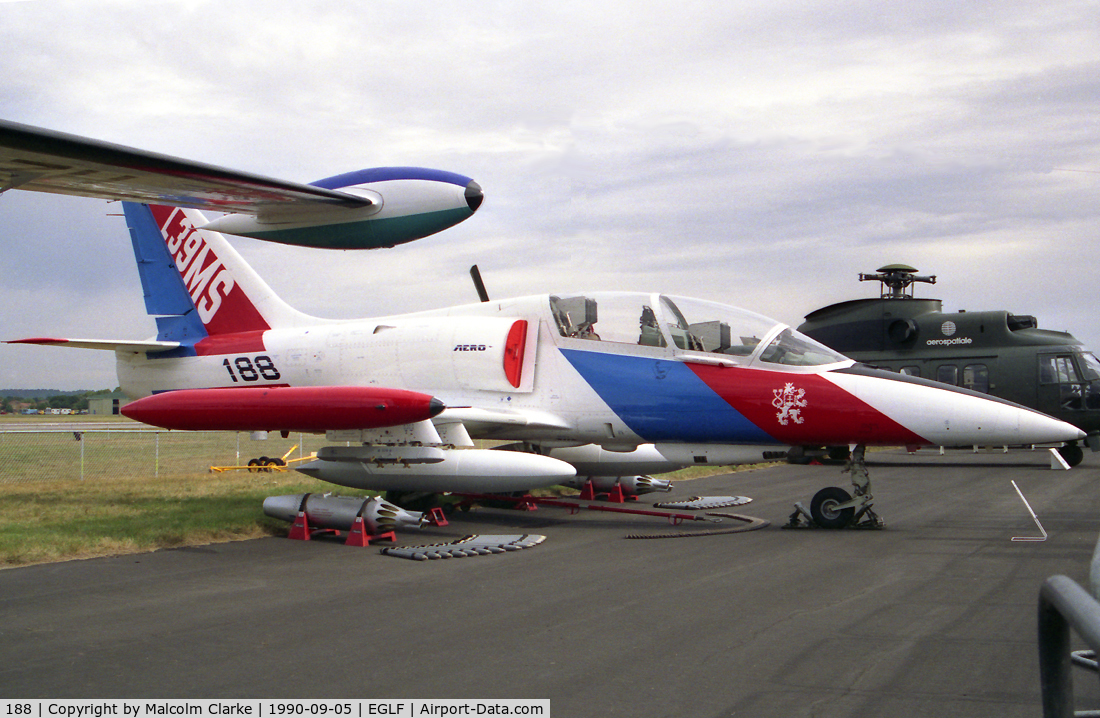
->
xmin=578 ymin=479 xmax=636 ymax=503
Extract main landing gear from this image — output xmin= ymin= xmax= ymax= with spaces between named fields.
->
xmin=786 ymin=444 xmax=885 ymax=529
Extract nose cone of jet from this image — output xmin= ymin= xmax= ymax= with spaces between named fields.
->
xmin=465 ymin=181 xmax=484 ymax=212
xmin=826 ymin=365 xmax=1087 ymax=447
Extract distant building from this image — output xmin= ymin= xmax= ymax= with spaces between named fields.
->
xmin=89 ymin=391 xmax=131 ymax=416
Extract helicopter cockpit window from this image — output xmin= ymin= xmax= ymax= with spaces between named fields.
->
xmin=1040 ymin=355 xmax=1080 ymax=384
xmin=1078 ymin=352 xmax=1100 ymax=382
xmin=1038 ymin=353 xmax=1100 ymax=411
xmin=1040 ymin=354 xmax=1087 ymax=411
xmin=1080 ymin=353 xmax=1100 ymax=409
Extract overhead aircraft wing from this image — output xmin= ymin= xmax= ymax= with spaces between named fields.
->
xmin=0 ymin=119 xmax=372 ymax=214
xmin=6 ymin=337 xmax=181 ymax=353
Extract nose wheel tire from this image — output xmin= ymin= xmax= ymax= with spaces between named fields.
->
xmin=810 ymin=486 xmax=855 ymax=529
xmin=1059 ymin=442 xmax=1084 ymax=468
xmin=787 ymin=444 xmax=885 ymax=529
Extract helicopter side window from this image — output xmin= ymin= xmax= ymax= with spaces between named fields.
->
xmin=937 ymin=365 xmax=958 ymax=386
xmin=963 ymin=364 xmax=989 ymax=393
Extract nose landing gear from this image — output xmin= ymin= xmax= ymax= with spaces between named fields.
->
xmin=786 ymin=444 xmax=885 ymax=529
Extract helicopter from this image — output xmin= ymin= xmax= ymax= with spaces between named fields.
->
xmin=797 ymin=264 xmax=1100 ymax=466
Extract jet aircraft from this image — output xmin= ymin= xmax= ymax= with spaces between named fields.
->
xmin=798 ymin=264 xmax=1100 ymax=466
xmin=7 ymin=206 xmax=1085 ymax=529
xmin=0 ymin=119 xmax=483 ymax=249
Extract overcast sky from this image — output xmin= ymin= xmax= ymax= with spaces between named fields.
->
xmin=1 ymin=0 xmax=1099 ymax=390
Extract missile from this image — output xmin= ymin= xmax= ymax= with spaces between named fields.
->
xmin=295 ymin=448 xmax=577 ymax=493
xmin=561 ymin=475 xmax=673 ymax=496
xmin=263 ymin=493 xmax=424 ymax=533
xmin=120 ymin=385 xmax=444 ymax=432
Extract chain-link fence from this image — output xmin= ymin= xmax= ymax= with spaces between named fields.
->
xmin=0 ymin=426 xmax=327 ymax=483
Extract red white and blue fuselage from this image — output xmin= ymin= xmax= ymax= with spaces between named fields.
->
xmin=10 ymin=203 xmax=1085 ymax=494
xmin=115 ymin=289 xmax=1080 ymax=452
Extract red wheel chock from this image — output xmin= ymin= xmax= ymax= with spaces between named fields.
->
xmin=425 ymin=507 xmax=449 ymax=526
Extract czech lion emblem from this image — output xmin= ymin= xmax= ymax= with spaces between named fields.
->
xmin=772 ymin=383 xmax=807 ymax=425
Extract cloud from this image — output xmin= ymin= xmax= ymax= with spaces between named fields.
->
xmin=1 ymin=0 xmax=1099 ymax=389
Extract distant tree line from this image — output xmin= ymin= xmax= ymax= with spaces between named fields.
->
xmin=1 ymin=389 xmax=117 ymax=414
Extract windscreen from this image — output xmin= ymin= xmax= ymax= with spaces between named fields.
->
xmin=550 ymin=293 xmax=845 ymax=366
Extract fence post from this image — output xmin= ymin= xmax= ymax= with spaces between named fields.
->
xmin=75 ymin=431 xmax=85 ymax=480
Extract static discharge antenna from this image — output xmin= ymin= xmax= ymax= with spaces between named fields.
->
xmin=858 ymin=263 xmax=937 ymax=299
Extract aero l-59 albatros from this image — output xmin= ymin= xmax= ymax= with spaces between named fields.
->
xmin=2 ymin=124 xmax=1083 ymax=529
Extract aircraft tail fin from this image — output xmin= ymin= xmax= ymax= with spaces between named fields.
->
xmin=123 ymin=203 xmax=312 ymax=349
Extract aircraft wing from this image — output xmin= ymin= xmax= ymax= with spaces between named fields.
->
xmin=6 ymin=337 xmax=181 ymax=353
xmin=435 ymin=407 xmax=574 ymax=436
xmin=0 ymin=119 xmax=372 ymax=214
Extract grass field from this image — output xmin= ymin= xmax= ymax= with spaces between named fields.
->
xmin=0 ymin=416 xmax=756 ymax=568
xmin=0 ymin=469 xmax=323 ymax=567
xmin=0 ymin=417 xmax=329 ymax=567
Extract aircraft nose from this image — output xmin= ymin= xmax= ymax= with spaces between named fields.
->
xmin=465 ymin=181 xmax=484 ymax=212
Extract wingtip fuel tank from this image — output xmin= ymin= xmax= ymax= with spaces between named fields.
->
xmin=121 ymin=386 xmax=444 ymax=433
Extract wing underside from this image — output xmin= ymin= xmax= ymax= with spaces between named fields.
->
xmin=0 ymin=119 xmax=371 ymax=214
xmin=5 ymin=337 xmax=180 ymax=353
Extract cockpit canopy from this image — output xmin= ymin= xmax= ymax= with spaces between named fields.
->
xmin=549 ymin=293 xmax=849 ymax=368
